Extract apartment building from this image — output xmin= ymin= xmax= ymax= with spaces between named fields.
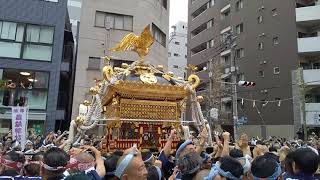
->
xmin=168 ymin=21 xmax=188 ymax=78
xmin=187 ymin=0 xmax=316 ymax=138
xmin=293 ymin=0 xmax=320 ymax=136
xmin=72 ymin=0 xmax=170 ymax=120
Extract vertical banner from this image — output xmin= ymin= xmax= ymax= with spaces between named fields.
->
xmin=12 ymin=107 xmax=28 ymax=150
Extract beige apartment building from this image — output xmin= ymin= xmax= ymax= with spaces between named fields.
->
xmin=72 ymin=0 xmax=169 ymax=120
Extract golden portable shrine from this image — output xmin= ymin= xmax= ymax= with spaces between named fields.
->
xmin=66 ymin=25 xmax=209 ymax=152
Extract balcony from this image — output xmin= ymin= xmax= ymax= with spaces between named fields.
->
xmin=303 ymin=69 xmax=320 ymax=85
xmin=306 ymin=103 xmax=320 ymax=125
xmin=297 ymin=36 xmax=320 ymax=55
xmin=296 ymin=5 xmax=320 ymax=26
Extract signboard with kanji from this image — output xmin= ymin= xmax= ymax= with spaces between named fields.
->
xmin=11 ymin=107 xmax=28 ymax=150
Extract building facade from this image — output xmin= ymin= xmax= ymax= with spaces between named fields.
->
xmin=168 ymin=21 xmax=188 ymax=78
xmin=0 ymin=0 xmax=74 ymax=135
xmin=292 ymin=0 xmax=320 ymax=137
xmin=187 ymin=0 xmax=320 ymax=138
xmin=68 ymin=0 xmax=82 ymax=41
xmin=72 ymin=0 xmax=170 ymax=120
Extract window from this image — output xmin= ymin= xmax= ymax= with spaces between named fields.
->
xmin=152 ymin=23 xmax=166 ymax=47
xmin=273 ymin=37 xmax=279 ymax=45
xmin=235 ymin=48 xmax=244 ymax=58
xmin=222 ymin=55 xmax=231 ymax=64
xmin=272 ymin=8 xmax=278 ymax=16
xmin=210 ymin=0 xmax=215 ymax=6
xmin=258 ymin=42 xmax=264 ymax=50
xmin=168 ymin=52 xmax=171 ymax=57
xmin=236 ymin=23 xmax=243 ymax=34
xmin=208 ymin=39 xmax=215 ymax=48
xmin=221 ymin=11 xmax=230 ymax=20
xmin=0 ymin=21 xmax=54 ymax=61
xmin=111 ymin=59 xmax=132 ymax=67
xmin=161 ymin=0 xmax=167 ymax=9
xmin=236 ymin=0 xmax=243 ymax=11
xmin=274 ymin=67 xmax=280 ymax=74
xmin=95 ymin=11 xmax=133 ymax=31
xmin=173 ymin=65 xmax=179 ymax=69
xmin=174 ymin=41 xmax=180 ymax=45
xmin=207 ymin=19 xmax=213 ymax=28
xmin=191 ymin=42 xmax=207 ymax=55
xmin=258 ymin=70 xmax=264 ymax=77
xmin=87 ymin=57 xmax=101 ymax=70
xmin=174 ymin=53 xmax=179 ymax=57
xmin=0 ymin=68 xmax=49 ymax=110
xmin=258 ymin=16 xmax=263 ymax=24
xmin=192 ymin=3 xmax=208 ymax=19
xmin=185 ymin=55 xmax=187 ymax=58
xmin=238 ymin=73 xmax=245 ymax=81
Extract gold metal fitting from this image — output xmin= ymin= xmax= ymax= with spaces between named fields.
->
xmin=168 ymin=71 xmax=174 ymax=77
xmin=157 ymin=65 xmax=164 ymax=71
xmin=121 ymin=63 xmax=129 ymax=69
xmin=89 ymin=87 xmax=99 ymax=95
xmin=83 ymin=100 xmax=91 ymax=106
xmin=197 ymin=96 xmax=204 ymax=103
xmin=75 ymin=116 xmax=85 ymax=126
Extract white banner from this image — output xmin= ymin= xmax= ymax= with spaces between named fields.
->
xmin=12 ymin=107 xmax=28 ymax=150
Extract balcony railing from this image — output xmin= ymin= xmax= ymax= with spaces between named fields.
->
xmin=297 ymin=36 xmax=320 ymax=54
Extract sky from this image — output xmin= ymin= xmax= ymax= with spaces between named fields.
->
xmin=169 ymin=0 xmax=188 ymax=28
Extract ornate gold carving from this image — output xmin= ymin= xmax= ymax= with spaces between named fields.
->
xmin=188 ymin=74 xmax=200 ymax=89
xmin=140 ymin=73 xmax=157 ymax=84
xmin=186 ymin=64 xmax=198 ymax=73
xmin=83 ymin=100 xmax=91 ymax=106
xmin=197 ymin=96 xmax=204 ymax=103
xmin=89 ymin=86 xmax=99 ymax=95
xmin=75 ymin=116 xmax=85 ymax=126
xmin=119 ymin=99 xmax=178 ymax=120
xmin=103 ymin=66 xmax=113 ymax=82
xmin=157 ymin=65 xmax=164 ymax=71
xmin=109 ymin=25 xmax=154 ymax=62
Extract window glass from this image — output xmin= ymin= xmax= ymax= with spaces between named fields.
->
xmin=1 ymin=22 xmax=17 ymax=40
xmin=18 ymin=90 xmax=47 ymax=109
xmin=39 ymin=26 xmax=54 ymax=44
xmin=23 ymin=44 xmax=52 ymax=61
xmin=114 ymin=15 xmax=124 ymax=29
xmin=123 ymin=16 xmax=133 ymax=31
xmin=26 ymin=25 xmax=40 ymax=43
xmin=34 ymin=72 xmax=49 ymax=88
xmin=0 ymin=42 xmax=21 ymax=58
xmin=16 ymin=24 xmax=24 ymax=42
xmin=105 ymin=14 xmax=115 ymax=28
xmin=0 ymin=69 xmax=49 ymax=109
xmin=95 ymin=11 xmax=105 ymax=27
xmin=0 ymin=21 xmax=2 ymax=35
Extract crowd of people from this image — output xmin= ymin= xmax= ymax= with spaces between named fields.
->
xmin=0 ymin=127 xmax=320 ymax=180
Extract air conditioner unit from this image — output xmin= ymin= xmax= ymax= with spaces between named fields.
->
xmin=261 ymin=6 xmax=265 ymax=9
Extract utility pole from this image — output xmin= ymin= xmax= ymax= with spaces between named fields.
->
xmin=298 ymin=67 xmax=307 ymax=140
xmin=225 ymin=32 xmax=238 ymax=140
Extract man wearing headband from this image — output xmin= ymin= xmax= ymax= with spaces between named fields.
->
xmin=0 ymin=151 xmax=25 ymax=177
xmin=204 ymin=156 xmax=244 ymax=180
xmin=176 ymin=152 xmax=203 ymax=180
xmin=251 ymin=154 xmax=282 ymax=180
xmin=115 ymin=145 xmax=148 ymax=180
xmin=145 ymin=163 xmax=163 ymax=180
xmin=283 ymin=148 xmax=319 ymax=180
xmin=40 ymin=147 xmax=70 ymax=180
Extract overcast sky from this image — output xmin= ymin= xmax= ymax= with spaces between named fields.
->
xmin=169 ymin=0 xmax=188 ymax=28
